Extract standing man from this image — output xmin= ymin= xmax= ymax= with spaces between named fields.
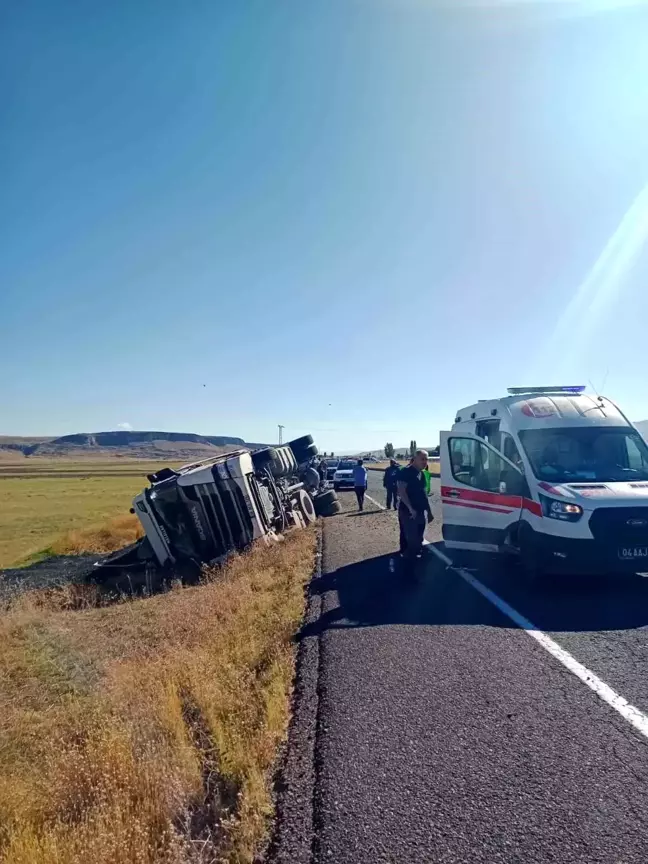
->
xmin=383 ymin=459 xmax=400 ymax=510
xmin=318 ymin=458 xmax=328 ymax=488
xmin=301 ymin=460 xmax=321 ymax=494
xmin=397 ymin=450 xmax=433 ymax=577
xmin=353 ymin=459 xmax=368 ymax=511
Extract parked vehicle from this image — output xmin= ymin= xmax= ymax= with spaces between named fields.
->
xmin=333 ymin=460 xmax=358 ymax=490
xmin=324 ymin=458 xmax=340 ymax=482
xmin=96 ymin=435 xmax=340 ymax=589
xmin=441 ymin=386 xmax=648 ymax=577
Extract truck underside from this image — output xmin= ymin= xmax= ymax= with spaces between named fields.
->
xmin=92 ymin=436 xmax=339 ymax=591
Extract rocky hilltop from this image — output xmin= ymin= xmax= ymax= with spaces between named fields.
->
xmin=0 ymin=431 xmax=269 ymax=460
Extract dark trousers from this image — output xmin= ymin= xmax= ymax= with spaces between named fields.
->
xmin=385 ymin=487 xmax=398 ymax=510
xmin=355 ymin=486 xmax=366 ymax=510
xmin=398 ymin=506 xmax=426 ymax=568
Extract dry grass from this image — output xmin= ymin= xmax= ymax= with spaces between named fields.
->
xmin=0 ymin=526 xmax=316 ymax=863
xmin=49 ymin=514 xmax=145 ymax=557
xmin=0 ymin=461 xmax=173 ymax=568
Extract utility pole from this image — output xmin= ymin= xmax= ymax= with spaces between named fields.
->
xmin=278 ymin=424 xmax=284 ymax=445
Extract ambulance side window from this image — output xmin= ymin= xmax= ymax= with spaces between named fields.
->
xmin=449 ymin=437 xmax=513 ymax=494
xmin=449 ymin=438 xmax=476 ymax=486
xmin=502 ymin=433 xmax=523 ymax=470
xmin=626 ymin=435 xmax=648 ymax=472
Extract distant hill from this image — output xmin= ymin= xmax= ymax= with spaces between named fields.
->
xmin=0 ymin=431 xmax=270 ymax=460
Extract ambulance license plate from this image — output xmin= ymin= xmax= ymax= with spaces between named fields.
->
xmin=618 ymin=546 xmax=648 ymax=560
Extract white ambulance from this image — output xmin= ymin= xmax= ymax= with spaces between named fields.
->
xmin=440 ymin=386 xmax=648 ymax=576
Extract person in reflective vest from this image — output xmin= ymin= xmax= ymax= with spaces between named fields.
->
xmin=421 ymin=459 xmax=432 ymax=496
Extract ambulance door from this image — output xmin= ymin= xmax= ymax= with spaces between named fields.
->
xmin=440 ymin=431 xmax=525 ymax=553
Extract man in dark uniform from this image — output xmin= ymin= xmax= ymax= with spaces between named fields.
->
xmin=383 ymin=459 xmax=400 ymax=510
xmin=397 ymin=449 xmax=433 ymax=577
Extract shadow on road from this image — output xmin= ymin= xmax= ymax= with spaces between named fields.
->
xmin=302 ymin=545 xmax=648 ymax=638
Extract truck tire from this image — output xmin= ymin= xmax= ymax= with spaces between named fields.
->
xmin=287 ymin=434 xmax=314 ymax=449
xmin=321 ymin=500 xmax=342 ymax=517
xmin=252 ymin=447 xmax=278 ymax=470
xmin=294 ymin=489 xmax=316 ymax=525
xmin=288 ymin=435 xmax=318 ymax=463
xmin=314 ymin=489 xmax=338 ymax=515
xmin=271 ymin=446 xmax=298 ymax=478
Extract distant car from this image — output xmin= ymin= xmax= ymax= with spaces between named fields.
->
xmin=364 ymin=456 xmax=379 ymax=462
xmin=324 ymin=458 xmax=339 ymax=482
xmin=333 ymin=460 xmax=357 ymax=490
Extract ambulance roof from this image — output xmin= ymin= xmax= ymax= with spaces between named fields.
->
xmin=455 ymin=393 xmax=630 ymax=431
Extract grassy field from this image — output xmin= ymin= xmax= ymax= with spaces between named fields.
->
xmin=0 ymin=526 xmax=316 ymax=863
xmin=369 ymin=459 xmax=440 ymax=475
xmin=0 ymin=459 xmax=175 ymax=569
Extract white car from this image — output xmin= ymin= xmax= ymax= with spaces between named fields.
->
xmin=333 ymin=460 xmax=357 ymax=490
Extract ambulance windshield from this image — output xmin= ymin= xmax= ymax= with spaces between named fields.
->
xmin=518 ymin=427 xmax=648 ymax=484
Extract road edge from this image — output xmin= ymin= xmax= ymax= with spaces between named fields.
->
xmin=265 ymin=523 xmax=324 ymax=863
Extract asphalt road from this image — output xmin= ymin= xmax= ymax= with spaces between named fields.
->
xmin=271 ymin=471 xmax=648 ymax=863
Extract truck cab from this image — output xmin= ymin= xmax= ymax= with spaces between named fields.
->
xmin=132 ymin=442 xmax=323 ymax=571
xmin=440 ymin=386 xmax=648 ymax=575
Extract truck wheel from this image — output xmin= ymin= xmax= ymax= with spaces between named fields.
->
xmin=322 ymin=500 xmax=342 ymax=517
xmin=333 ymin=483 xmax=340 ymax=491
xmin=252 ymin=447 xmax=278 ymax=470
xmin=288 ymin=435 xmax=318 ymax=463
xmin=287 ymin=434 xmax=314 ymax=449
xmin=314 ymin=489 xmax=338 ymax=515
xmin=295 ymin=489 xmax=316 ymax=525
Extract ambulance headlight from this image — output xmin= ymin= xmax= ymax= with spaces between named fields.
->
xmin=540 ymin=495 xmax=583 ymax=522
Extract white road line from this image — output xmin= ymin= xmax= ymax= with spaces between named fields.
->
xmin=366 ymin=485 xmax=648 ymax=736
xmin=365 ymin=494 xmax=386 ymax=511
xmin=423 ymin=543 xmax=648 ymax=741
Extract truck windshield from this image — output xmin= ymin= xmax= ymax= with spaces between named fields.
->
xmin=338 ymin=461 xmax=355 ymax=470
xmin=147 ymin=484 xmax=197 ymax=559
xmin=518 ymin=427 xmax=648 ymax=484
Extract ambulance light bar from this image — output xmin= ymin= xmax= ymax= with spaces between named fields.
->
xmin=507 ymin=386 xmax=586 ymax=395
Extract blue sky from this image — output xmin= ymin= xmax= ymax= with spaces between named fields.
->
xmin=3 ymin=0 xmax=648 ymax=452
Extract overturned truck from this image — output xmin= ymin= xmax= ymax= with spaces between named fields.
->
xmin=96 ymin=435 xmax=339 ymax=589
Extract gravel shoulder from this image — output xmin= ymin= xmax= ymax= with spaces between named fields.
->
xmin=0 ymin=555 xmax=99 ymax=604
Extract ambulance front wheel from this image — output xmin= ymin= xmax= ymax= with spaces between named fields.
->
xmin=519 ymin=524 xmax=545 ymax=586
